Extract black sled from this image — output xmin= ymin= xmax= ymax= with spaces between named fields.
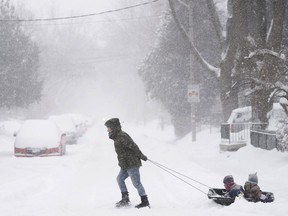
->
xmin=208 ymin=188 xmax=275 ymax=205
xmin=207 ymin=188 xmax=235 ymax=206
xmin=244 ymin=191 xmax=275 ymax=203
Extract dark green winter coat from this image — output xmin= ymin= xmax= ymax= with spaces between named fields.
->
xmin=113 ymin=130 xmax=147 ymax=170
xmin=244 ymin=181 xmax=262 ymax=201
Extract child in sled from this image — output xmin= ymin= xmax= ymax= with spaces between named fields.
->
xmin=244 ymin=173 xmax=273 ymax=203
xmin=207 ymin=175 xmax=243 ymax=206
xmin=223 ymin=175 xmax=244 ymax=198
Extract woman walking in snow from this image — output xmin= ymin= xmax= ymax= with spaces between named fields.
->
xmin=104 ymin=118 xmax=150 ymax=208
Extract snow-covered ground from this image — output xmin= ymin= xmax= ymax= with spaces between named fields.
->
xmin=0 ymin=120 xmax=287 ymax=216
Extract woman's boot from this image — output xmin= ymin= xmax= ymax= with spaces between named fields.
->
xmin=135 ymin=195 xmax=150 ymax=208
xmin=115 ymin=192 xmax=130 ymax=207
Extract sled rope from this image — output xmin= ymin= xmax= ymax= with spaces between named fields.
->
xmin=148 ymin=159 xmax=211 ymax=195
xmin=148 ymin=159 xmax=212 ymax=188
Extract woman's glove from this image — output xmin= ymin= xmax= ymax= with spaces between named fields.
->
xmin=141 ymin=154 xmax=148 ymax=161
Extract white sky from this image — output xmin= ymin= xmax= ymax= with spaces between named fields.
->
xmin=11 ymin=0 xmax=112 ymax=15
xmin=4 ymin=0 xmax=163 ymax=122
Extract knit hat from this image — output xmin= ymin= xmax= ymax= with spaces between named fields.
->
xmin=104 ymin=118 xmax=121 ymax=129
xmin=223 ymin=175 xmax=234 ymax=184
xmin=248 ymin=173 xmax=258 ymax=184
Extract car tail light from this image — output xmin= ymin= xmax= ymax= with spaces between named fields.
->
xmin=15 ymin=147 xmax=61 ymax=156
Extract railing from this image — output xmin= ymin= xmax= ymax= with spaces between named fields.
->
xmin=250 ymin=129 xmax=279 ymax=150
xmin=221 ymin=123 xmax=268 ymax=144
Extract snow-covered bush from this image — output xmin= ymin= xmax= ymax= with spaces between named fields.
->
xmin=276 ymin=118 xmax=288 ymax=152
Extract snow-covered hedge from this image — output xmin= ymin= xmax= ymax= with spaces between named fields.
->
xmin=276 ymin=118 xmax=288 ymax=152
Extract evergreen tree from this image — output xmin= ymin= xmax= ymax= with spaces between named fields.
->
xmin=139 ymin=2 xmax=220 ymax=137
xmin=0 ymin=0 xmax=42 ymax=108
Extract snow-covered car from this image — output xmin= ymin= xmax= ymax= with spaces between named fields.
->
xmin=227 ymin=106 xmax=252 ymax=133
xmin=14 ymin=119 xmax=66 ymax=157
xmin=64 ymin=113 xmax=92 ymax=137
xmin=227 ymin=106 xmax=252 ymax=124
xmin=48 ymin=115 xmax=78 ymax=144
xmin=227 ymin=103 xmax=286 ymax=133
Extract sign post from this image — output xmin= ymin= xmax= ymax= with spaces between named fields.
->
xmin=188 ymin=85 xmax=200 ymax=103
xmin=188 ymin=84 xmax=200 ymax=141
xmin=188 ymin=1 xmax=199 ymax=142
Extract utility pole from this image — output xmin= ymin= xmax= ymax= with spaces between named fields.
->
xmin=188 ymin=0 xmax=199 ymax=142
xmin=188 ymin=84 xmax=199 ymax=141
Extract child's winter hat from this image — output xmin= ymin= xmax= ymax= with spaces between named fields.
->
xmin=248 ymin=173 xmax=258 ymax=184
xmin=223 ymin=175 xmax=234 ymax=184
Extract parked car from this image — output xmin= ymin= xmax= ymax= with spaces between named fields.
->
xmin=227 ymin=106 xmax=252 ymax=124
xmin=227 ymin=103 xmax=286 ymax=132
xmin=65 ymin=113 xmax=92 ymax=137
xmin=227 ymin=106 xmax=252 ymax=133
xmin=14 ymin=119 xmax=66 ymax=157
xmin=48 ymin=115 xmax=78 ymax=144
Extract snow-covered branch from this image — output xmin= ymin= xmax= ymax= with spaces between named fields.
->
xmin=176 ymin=0 xmax=189 ymax=8
xmin=244 ymin=78 xmax=274 ymax=97
xmin=274 ymin=81 xmax=288 ymax=93
xmin=266 ymin=19 xmax=273 ymax=43
xmin=167 ymin=0 xmax=220 ymax=77
xmin=246 ymin=80 xmax=288 ymax=103
xmin=246 ymin=49 xmax=286 ymax=61
xmin=205 ymin=0 xmax=225 ymax=49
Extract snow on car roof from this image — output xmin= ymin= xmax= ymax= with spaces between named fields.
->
xmin=231 ymin=106 xmax=252 ymax=113
xmin=14 ymin=119 xmax=61 ymax=148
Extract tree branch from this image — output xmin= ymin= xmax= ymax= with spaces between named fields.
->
xmin=177 ymin=0 xmax=189 ymax=8
xmin=168 ymin=0 xmax=220 ymax=77
xmin=205 ymin=0 xmax=225 ymax=49
xmin=246 ymin=49 xmax=286 ymax=61
xmin=266 ymin=0 xmax=286 ymax=50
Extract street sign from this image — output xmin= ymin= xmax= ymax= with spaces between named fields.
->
xmin=187 ymin=84 xmax=200 ymax=103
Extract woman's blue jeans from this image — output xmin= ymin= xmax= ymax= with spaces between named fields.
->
xmin=117 ymin=167 xmax=146 ymax=196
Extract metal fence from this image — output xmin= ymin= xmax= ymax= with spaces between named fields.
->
xmin=221 ymin=123 xmax=267 ymax=144
xmin=250 ymin=129 xmax=279 ymax=150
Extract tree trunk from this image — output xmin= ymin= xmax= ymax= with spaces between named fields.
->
xmin=248 ymin=0 xmax=267 ymax=122
xmin=252 ymin=0 xmax=286 ymax=124
xmin=220 ymin=0 xmax=248 ymax=121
